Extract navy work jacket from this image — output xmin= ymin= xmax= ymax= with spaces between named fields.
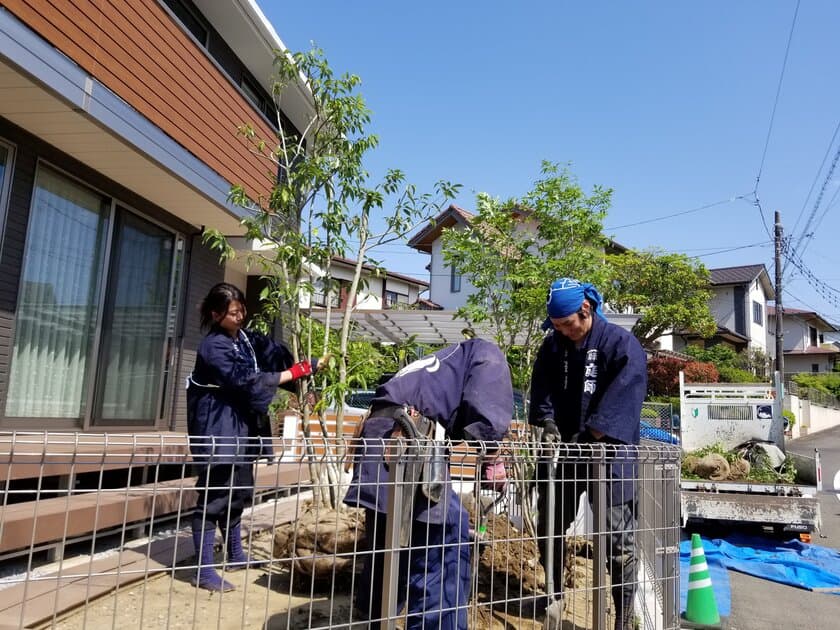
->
xmin=529 ymin=315 xmax=647 ymax=504
xmin=344 ymin=338 xmax=514 ymax=524
xmin=187 ymin=328 xmax=294 ymax=463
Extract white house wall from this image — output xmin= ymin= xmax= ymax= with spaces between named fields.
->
xmin=429 ymin=237 xmax=474 ymax=310
xmin=785 ymin=354 xmax=834 ymax=374
xmin=709 ymin=287 xmax=736 ymax=331
xmin=747 ymin=280 xmax=768 ymax=352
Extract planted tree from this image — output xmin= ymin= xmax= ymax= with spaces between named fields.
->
xmin=440 ymin=161 xmax=611 ymax=535
xmin=204 ymin=47 xmax=457 ymax=511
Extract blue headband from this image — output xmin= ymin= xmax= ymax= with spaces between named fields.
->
xmin=542 ymin=278 xmax=606 ymax=330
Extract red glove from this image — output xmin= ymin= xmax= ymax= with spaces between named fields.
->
xmin=288 ymin=360 xmax=313 ymax=381
xmin=481 ymin=460 xmax=507 ymax=492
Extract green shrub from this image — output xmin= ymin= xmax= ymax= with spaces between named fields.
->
xmin=783 ymin=409 xmax=796 ymax=428
xmin=792 ymin=372 xmax=840 ymax=398
xmin=718 ymin=365 xmax=764 ymax=383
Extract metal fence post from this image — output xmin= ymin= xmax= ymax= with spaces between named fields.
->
xmin=381 ymin=439 xmax=407 ymax=630
xmin=592 ymin=444 xmax=608 ymax=630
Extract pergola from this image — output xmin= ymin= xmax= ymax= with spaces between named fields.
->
xmin=303 ymin=309 xmax=641 ymax=346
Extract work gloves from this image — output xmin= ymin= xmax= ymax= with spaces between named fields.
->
xmin=288 ymin=353 xmax=332 ymax=381
xmin=481 ymin=459 xmax=508 ymax=493
xmin=541 ymin=419 xmax=561 ymax=444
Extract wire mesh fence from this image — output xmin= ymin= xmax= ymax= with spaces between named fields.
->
xmin=0 ymin=431 xmax=681 ymax=629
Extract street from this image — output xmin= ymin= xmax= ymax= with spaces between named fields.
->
xmin=722 ymin=424 xmax=840 ymax=630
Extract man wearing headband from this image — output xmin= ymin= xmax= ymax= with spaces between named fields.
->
xmin=529 ymin=277 xmax=647 ymax=630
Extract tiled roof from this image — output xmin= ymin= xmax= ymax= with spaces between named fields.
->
xmin=330 ymin=255 xmax=428 ymax=287
xmin=407 ymin=205 xmax=474 ymax=253
xmin=709 ymin=264 xmax=766 ymax=285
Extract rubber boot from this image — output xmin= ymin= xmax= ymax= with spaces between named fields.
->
xmin=223 ymin=521 xmax=257 ymax=571
xmin=191 ymin=523 xmax=235 ymax=592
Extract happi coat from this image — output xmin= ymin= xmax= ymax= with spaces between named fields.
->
xmin=529 ymin=314 xmax=647 ymax=503
xmin=343 ymin=338 xmax=514 ymax=524
xmin=187 ymin=328 xmax=294 ymax=462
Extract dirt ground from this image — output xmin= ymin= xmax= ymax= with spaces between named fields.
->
xmin=46 ymin=505 xmax=609 ymax=630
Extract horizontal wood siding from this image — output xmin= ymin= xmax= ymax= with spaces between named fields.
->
xmin=5 ymin=0 xmax=279 ymax=202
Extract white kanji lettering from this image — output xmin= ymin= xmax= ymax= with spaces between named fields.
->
xmin=585 ymin=364 xmax=598 ymax=378
xmin=584 ymin=380 xmax=597 ymax=395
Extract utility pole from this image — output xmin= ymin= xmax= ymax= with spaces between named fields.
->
xmin=774 ymin=210 xmax=784 ymax=379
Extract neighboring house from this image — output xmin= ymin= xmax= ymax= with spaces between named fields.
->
xmin=660 ymin=264 xmax=774 ymax=355
xmin=297 ymin=255 xmax=429 ymax=311
xmin=0 ymin=0 xmax=313 ymax=433
xmin=407 ymin=204 xmax=477 ymax=310
xmin=407 ymin=204 xmax=627 ymax=311
xmin=767 ymin=306 xmax=840 ymax=376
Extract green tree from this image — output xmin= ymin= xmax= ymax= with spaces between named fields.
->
xmin=683 ymin=344 xmax=768 ymax=383
xmin=442 ymin=161 xmax=610 ymax=390
xmin=204 ymin=47 xmax=457 ymax=507
xmin=441 ymin=162 xmax=610 ymax=537
xmin=603 ymin=248 xmax=716 ymax=348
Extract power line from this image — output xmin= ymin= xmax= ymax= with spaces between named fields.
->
xmin=782 ymin=240 xmax=840 ymax=310
xmin=690 ymin=241 xmax=772 ymax=259
xmin=754 ymin=0 xmax=800 ymax=193
xmin=790 ymin=117 xmax=840 ymax=237
xmin=605 ymin=195 xmax=748 ymax=230
xmin=788 ymin=141 xmax=840 ymax=270
xmin=752 ymin=0 xmax=800 ymax=239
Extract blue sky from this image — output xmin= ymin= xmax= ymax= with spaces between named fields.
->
xmin=260 ymin=1 xmax=840 ymax=323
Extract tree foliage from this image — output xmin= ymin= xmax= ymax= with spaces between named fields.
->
xmin=792 ymin=372 xmax=840 ymax=398
xmin=440 ymin=162 xmax=610 ymax=391
xmin=206 ymin=46 xmax=456 ymax=410
xmin=203 ymin=47 xmax=457 ymax=507
xmin=683 ymin=344 xmax=768 ymax=382
xmin=603 ymin=249 xmax=716 ymax=348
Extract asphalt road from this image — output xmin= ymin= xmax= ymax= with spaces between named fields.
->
xmin=720 ymin=425 xmax=840 ymax=630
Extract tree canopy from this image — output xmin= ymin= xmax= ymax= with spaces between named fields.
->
xmin=441 ymin=161 xmax=610 ymax=391
xmin=603 ymin=248 xmax=716 ymax=348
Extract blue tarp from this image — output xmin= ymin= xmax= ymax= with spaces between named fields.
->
xmin=702 ymin=534 xmax=840 ymax=593
xmin=680 ymin=534 xmax=840 ymax=616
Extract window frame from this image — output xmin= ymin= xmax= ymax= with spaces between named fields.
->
xmin=0 ymin=138 xmax=16 ymax=266
xmin=384 ymin=289 xmax=409 ymax=309
xmin=450 ymin=266 xmax=462 ymax=293
xmin=752 ymin=300 xmax=763 ymax=326
xmin=4 ymin=160 xmax=184 ymax=430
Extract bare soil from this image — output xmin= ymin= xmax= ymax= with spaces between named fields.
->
xmin=47 ymin=504 xmax=608 ymax=630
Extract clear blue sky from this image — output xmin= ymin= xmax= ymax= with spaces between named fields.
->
xmin=260 ymin=1 xmax=840 ymax=324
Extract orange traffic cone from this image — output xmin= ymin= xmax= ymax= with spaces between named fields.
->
xmin=681 ymin=533 xmax=722 ymax=628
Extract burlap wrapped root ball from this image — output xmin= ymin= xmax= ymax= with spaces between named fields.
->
xmin=727 ymin=458 xmax=751 ymax=480
xmin=694 ymin=453 xmax=730 ymax=481
xmin=273 ymin=507 xmax=365 ymax=580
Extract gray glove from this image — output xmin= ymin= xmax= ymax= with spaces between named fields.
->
xmin=541 ymin=419 xmax=561 ymax=444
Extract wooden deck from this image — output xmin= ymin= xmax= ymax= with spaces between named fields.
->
xmin=0 ymin=432 xmax=191 ymax=482
xmin=0 ymin=494 xmax=305 ymax=629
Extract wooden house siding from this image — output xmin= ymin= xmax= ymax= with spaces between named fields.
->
xmin=4 ymin=0 xmax=278 ymax=202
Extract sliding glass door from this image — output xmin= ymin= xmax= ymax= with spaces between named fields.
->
xmin=94 ymin=210 xmax=175 ymax=424
xmin=5 ymin=165 xmax=182 ymax=427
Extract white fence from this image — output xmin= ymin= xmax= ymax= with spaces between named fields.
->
xmin=0 ymin=432 xmax=681 ymax=629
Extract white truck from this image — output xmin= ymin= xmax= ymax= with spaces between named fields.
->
xmin=678 ymin=372 xmax=822 ymax=535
